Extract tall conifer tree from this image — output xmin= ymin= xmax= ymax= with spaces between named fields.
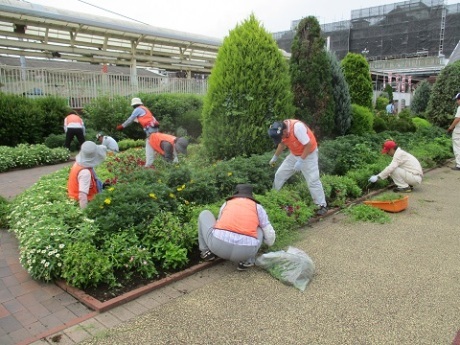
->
xmin=201 ymin=14 xmax=294 ymax=160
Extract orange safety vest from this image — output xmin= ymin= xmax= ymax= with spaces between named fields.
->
xmin=67 ymin=163 xmax=99 ymax=201
xmin=65 ymin=114 xmax=83 ymax=126
xmin=281 ymin=119 xmax=317 ymax=156
xmin=148 ymin=132 xmax=176 ymax=155
xmin=137 ymin=106 xmax=159 ymax=129
xmin=214 ymin=198 xmax=259 ymax=238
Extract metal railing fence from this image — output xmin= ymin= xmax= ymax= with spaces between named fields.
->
xmin=0 ymin=65 xmax=208 ymax=108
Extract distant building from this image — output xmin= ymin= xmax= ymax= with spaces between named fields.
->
xmin=274 ymin=0 xmax=460 ymax=62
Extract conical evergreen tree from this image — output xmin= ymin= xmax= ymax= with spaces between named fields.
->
xmin=289 ymin=16 xmax=335 ymax=139
xmin=410 ymin=80 xmax=431 ymax=116
xmin=201 ymin=14 xmax=294 ymax=160
xmin=425 ymin=61 xmax=460 ymax=127
xmin=341 ymin=53 xmax=373 ymax=109
xmin=327 ymin=51 xmax=352 ymax=136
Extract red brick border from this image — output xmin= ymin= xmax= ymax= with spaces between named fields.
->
xmin=55 ymin=259 xmax=220 ymax=312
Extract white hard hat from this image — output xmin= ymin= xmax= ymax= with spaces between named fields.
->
xmin=131 ymin=97 xmax=143 ymax=106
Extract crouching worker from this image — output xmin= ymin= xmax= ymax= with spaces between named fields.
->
xmin=197 ymin=184 xmax=276 ymax=271
xmin=68 ymin=141 xmax=107 ymax=209
xmin=146 ymin=132 xmax=188 ymax=166
xmin=368 ymin=140 xmax=423 ymax=193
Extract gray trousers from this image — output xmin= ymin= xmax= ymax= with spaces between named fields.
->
xmin=198 ymin=210 xmax=263 ymax=263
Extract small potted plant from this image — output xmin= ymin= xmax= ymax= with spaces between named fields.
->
xmin=364 ymin=192 xmax=409 ymax=213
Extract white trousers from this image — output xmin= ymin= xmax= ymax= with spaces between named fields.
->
xmin=390 ymin=167 xmax=422 ymax=188
xmin=453 ymin=131 xmax=460 ymax=168
xmin=145 ymin=140 xmax=156 ymax=167
xmin=273 ymin=150 xmax=327 ymax=207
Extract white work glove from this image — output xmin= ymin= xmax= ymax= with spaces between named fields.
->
xmin=269 ymin=155 xmax=278 ymax=166
xmin=368 ymin=175 xmax=379 ymax=183
xmin=294 ymin=157 xmax=306 ymax=172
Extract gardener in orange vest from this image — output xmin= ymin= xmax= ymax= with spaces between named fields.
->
xmin=268 ymin=119 xmax=328 ymax=217
xmin=146 ymin=131 xmax=189 ymax=166
xmin=197 ymin=184 xmax=276 ymax=271
xmin=67 ymin=141 xmax=107 ymax=209
xmin=116 ymin=97 xmax=160 ymax=165
xmin=64 ymin=110 xmax=86 ymax=150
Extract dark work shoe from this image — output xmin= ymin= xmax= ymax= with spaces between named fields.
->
xmin=393 ymin=187 xmax=412 ymax=193
xmin=409 ymin=185 xmax=414 ymax=190
xmin=451 ymin=166 xmax=460 ymax=171
xmin=315 ymin=206 xmax=328 ymax=216
xmin=237 ymin=261 xmax=254 ymax=271
xmin=200 ymin=250 xmax=216 ymax=261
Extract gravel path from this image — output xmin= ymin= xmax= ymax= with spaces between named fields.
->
xmin=78 ymin=166 xmax=460 ymax=345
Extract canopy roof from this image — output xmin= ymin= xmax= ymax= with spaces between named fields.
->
xmin=0 ymin=0 xmax=222 ymax=73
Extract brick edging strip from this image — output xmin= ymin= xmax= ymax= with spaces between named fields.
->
xmin=55 ymin=259 xmax=220 ymax=313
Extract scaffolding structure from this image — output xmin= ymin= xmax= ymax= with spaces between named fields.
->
xmin=275 ymin=0 xmax=460 ymax=62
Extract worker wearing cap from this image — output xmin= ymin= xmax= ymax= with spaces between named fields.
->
xmin=116 ymin=97 xmax=160 ymax=166
xmin=146 ymin=132 xmax=188 ymax=166
xmin=447 ymin=93 xmax=460 ymax=171
xmin=96 ymin=133 xmax=119 ymax=153
xmin=368 ymin=140 xmax=423 ymax=193
xmin=267 ymin=119 xmax=327 ymax=217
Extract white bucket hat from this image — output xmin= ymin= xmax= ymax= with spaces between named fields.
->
xmin=131 ymin=97 xmax=143 ymax=106
xmin=76 ymin=141 xmax=107 ymax=168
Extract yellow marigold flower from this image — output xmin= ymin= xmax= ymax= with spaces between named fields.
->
xmin=104 ymin=198 xmax=111 ymax=205
xmin=227 ymin=172 xmax=232 ymax=176
xmin=184 ymin=200 xmax=189 ymax=205
xmin=108 ymin=187 xmax=115 ymax=192
xmin=149 ymin=193 xmax=157 ymax=199
xmin=169 ymin=193 xmax=176 ymax=199
xmin=176 ymin=184 xmax=186 ymax=192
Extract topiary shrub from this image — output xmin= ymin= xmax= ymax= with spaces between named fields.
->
xmin=375 ymin=96 xmax=389 ymax=111
xmin=202 ymin=14 xmax=294 ymax=160
xmin=412 ymin=117 xmax=432 ymax=131
xmin=348 ymin=104 xmax=374 ymax=135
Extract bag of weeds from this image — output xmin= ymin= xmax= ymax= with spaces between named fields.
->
xmin=255 ymin=246 xmax=315 ymax=291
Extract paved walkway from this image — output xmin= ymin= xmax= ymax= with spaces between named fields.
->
xmin=2 ymin=163 xmax=460 ymax=344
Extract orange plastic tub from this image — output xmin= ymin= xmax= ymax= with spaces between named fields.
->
xmin=363 ymin=195 xmax=409 ymax=213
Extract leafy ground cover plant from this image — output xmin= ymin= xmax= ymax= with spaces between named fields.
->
xmin=342 ymin=204 xmax=391 ymax=224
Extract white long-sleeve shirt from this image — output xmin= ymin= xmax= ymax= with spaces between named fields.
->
xmin=378 ymin=147 xmax=423 ymax=180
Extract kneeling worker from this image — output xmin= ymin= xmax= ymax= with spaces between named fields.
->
xmin=146 ymin=132 xmax=188 ymax=166
xmin=96 ymin=133 xmax=119 ymax=153
xmin=67 ymin=141 xmax=107 ymax=209
xmin=368 ymin=140 xmax=423 ymax=193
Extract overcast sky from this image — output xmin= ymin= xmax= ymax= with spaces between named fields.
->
xmin=27 ymin=0 xmax=409 ymax=38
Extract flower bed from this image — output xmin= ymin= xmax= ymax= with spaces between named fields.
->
xmin=10 ymin=148 xmax=358 ymax=292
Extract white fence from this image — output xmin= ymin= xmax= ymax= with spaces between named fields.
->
xmin=0 ymin=65 xmax=208 ymax=108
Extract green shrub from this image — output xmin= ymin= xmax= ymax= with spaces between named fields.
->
xmin=373 ymin=114 xmax=389 ymax=132
xmin=320 ymin=175 xmax=362 ymax=207
xmin=202 ymin=14 xmax=294 ymax=159
xmin=375 ymin=96 xmax=389 ymax=111
xmin=412 ymin=117 xmax=432 ymax=131
xmin=348 ymin=104 xmax=374 ymax=135
xmin=0 ymin=144 xmax=69 ymax=172
xmin=0 ymin=196 xmax=9 ymax=228
xmin=62 ymin=241 xmax=116 ymax=288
